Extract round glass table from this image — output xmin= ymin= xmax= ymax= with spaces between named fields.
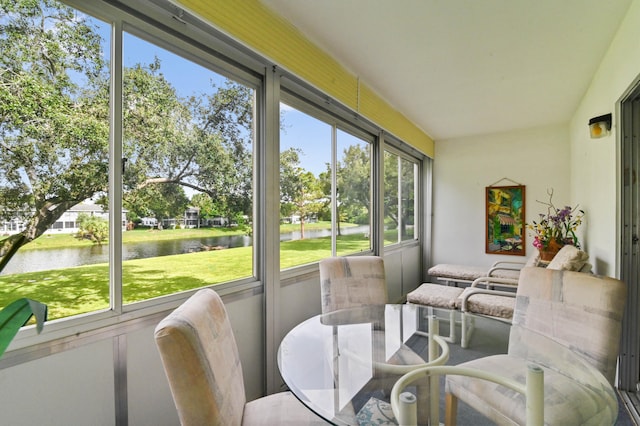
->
xmin=277 ymin=304 xmax=510 ymax=425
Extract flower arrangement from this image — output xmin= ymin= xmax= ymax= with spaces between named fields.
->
xmin=527 ymin=190 xmax=584 ymax=250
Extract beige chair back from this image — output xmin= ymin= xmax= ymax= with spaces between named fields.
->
xmin=319 ymin=256 xmax=387 ymax=314
xmin=154 ymin=289 xmax=247 ymax=426
xmin=509 ymin=267 xmax=627 ymax=385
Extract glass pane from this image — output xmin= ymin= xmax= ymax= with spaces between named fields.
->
xmin=0 ymin=2 xmax=111 ymax=320
xmin=400 ymin=158 xmax=417 ymax=241
xmin=280 ymin=103 xmax=331 ymax=269
xmin=122 ymin=33 xmax=254 ymax=304
xmin=336 ymin=130 xmax=371 ymax=255
xmin=383 ymin=151 xmax=399 ymax=245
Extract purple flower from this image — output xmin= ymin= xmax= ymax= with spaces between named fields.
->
xmin=526 ymin=192 xmax=584 ymax=250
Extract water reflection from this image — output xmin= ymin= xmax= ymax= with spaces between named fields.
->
xmin=2 ymin=225 xmax=369 ymax=275
xmin=1 ymin=235 xmax=251 ymax=276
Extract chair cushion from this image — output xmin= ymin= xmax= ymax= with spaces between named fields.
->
xmin=407 ymin=283 xmax=464 ymax=309
xmin=546 ymin=244 xmax=589 ymax=271
xmin=428 ymin=264 xmax=521 ymax=281
xmin=154 ymin=289 xmax=247 ymax=426
xmin=355 ymin=397 xmax=397 ymax=426
xmin=427 ymin=264 xmax=488 ymax=281
xmin=524 ymin=249 xmax=541 ymax=267
xmin=490 ymin=269 xmax=521 ymax=280
xmin=446 ymin=354 xmax=618 ymax=426
xmin=320 ymin=256 xmax=387 ymax=314
xmin=579 ymin=262 xmax=593 ymax=273
xmin=456 ymin=288 xmax=515 ymax=319
xmin=511 ymin=267 xmax=626 ymax=384
xmin=243 ymin=391 xmax=330 ymax=425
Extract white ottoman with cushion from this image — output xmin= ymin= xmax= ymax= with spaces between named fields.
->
xmin=407 ymin=283 xmax=464 ymax=342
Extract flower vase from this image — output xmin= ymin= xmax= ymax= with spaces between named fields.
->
xmin=540 ymin=238 xmax=562 ymax=262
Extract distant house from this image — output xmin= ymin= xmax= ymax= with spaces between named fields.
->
xmin=0 ymin=203 xmax=127 ymax=235
xmin=140 ymin=217 xmax=158 ymax=227
xmin=206 ymin=216 xmax=230 ymax=227
xmin=281 ymin=214 xmax=317 ymax=224
xmin=159 ymin=207 xmax=201 ymax=229
xmin=183 ymin=207 xmax=200 ymax=228
xmin=281 ymin=215 xmax=301 ymax=224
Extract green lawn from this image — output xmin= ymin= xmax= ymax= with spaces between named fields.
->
xmin=7 ymin=221 xmax=357 ymax=251
xmin=8 ymin=226 xmax=250 ymax=251
xmin=0 ymin=233 xmax=370 ymax=320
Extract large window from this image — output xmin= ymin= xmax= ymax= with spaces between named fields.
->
xmin=0 ymin=2 xmax=112 ymax=318
xmin=336 ymin=129 xmax=372 ymax=254
xmin=0 ymin=0 xmax=423 ymax=329
xmin=279 ymin=103 xmax=332 ymax=268
xmin=0 ymin=0 xmax=256 ymax=320
xmin=121 ymin=32 xmax=255 ymax=305
xmin=384 ymin=150 xmax=418 ymax=245
xmin=279 ymin=102 xmax=373 ymax=269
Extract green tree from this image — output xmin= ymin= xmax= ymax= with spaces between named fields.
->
xmin=0 ymin=0 xmax=109 ymax=269
xmin=76 ymin=213 xmax=108 ymax=245
xmin=336 ymin=144 xmax=370 ymax=224
xmin=0 ymin=0 xmax=255 ymax=270
xmin=316 ymin=166 xmax=332 ymax=222
xmin=400 ymin=158 xmax=415 ymax=238
xmin=316 ymin=144 xmax=371 ymax=236
xmin=190 ymin=192 xmax=219 ymax=221
xmin=280 ymin=148 xmax=322 ymax=239
xmin=125 ymin=183 xmax=189 ymax=227
xmin=121 ymin=64 xmax=253 ymax=226
xmin=384 ymin=152 xmax=400 ymax=231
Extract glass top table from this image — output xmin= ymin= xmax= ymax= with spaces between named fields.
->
xmin=277 ymin=304 xmax=510 ymax=425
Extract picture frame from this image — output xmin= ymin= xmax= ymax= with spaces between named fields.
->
xmin=485 ymin=185 xmax=525 ymax=255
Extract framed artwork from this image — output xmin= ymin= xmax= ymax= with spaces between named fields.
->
xmin=485 ymin=185 xmax=525 ymax=255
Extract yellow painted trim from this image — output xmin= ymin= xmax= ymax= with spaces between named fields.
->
xmin=358 ymin=84 xmax=433 ymax=156
xmin=175 ymin=0 xmax=434 ymax=157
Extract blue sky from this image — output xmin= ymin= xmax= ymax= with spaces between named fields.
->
xmin=123 ymin=32 xmax=223 ymax=100
xmin=280 ymin=104 xmax=332 ymax=176
xmin=123 ymin=32 xmax=352 ymax=177
xmin=91 ymin=17 xmax=355 ymax=178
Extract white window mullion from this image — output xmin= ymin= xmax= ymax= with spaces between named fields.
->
xmin=413 ymin=162 xmax=419 ymax=238
xmin=109 ymin=20 xmax=123 ymax=314
xmin=397 ymin=156 xmax=402 ymax=244
xmin=264 ymin=67 xmax=282 ymax=394
xmin=331 ymin=125 xmax=338 ymax=256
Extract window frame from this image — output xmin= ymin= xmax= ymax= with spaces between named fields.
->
xmin=279 ymin=92 xmax=376 ymax=270
xmin=382 ymin=144 xmax=422 ymax=248
xmin=5 ymin=0 xmax=267 ymax=349
xmin=3 ymin=0 xmax=426 ymax=358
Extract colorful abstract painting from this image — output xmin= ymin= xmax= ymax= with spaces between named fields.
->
xmin=486 ymin=185 xmax=525 ymax=255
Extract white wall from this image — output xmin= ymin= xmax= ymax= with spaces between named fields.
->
xmin=430 ymin=0 xmax=640 ymax=277
xmin=432 ymin=124 xmax=571 ymax=267
xmin=385 ymin=246 xmax=422 ymax=299
xmin=0 ymin=340 xmax=116 ymax=426
xmin=570 ymin=0 xmax=640 ymax=277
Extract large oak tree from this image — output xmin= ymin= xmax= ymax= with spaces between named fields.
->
xmin=0 ymin=0 xmax=254 ymax=270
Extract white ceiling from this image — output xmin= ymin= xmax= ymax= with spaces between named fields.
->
xmin=260 ymin=0 xmax=632 ymax=140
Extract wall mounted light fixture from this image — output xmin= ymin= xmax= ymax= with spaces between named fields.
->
xmin=588 ymin=113 xmax=612 ymax=139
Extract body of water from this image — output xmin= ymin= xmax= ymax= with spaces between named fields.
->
xmin=1 ymin=225 xmax=369 ymax=275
